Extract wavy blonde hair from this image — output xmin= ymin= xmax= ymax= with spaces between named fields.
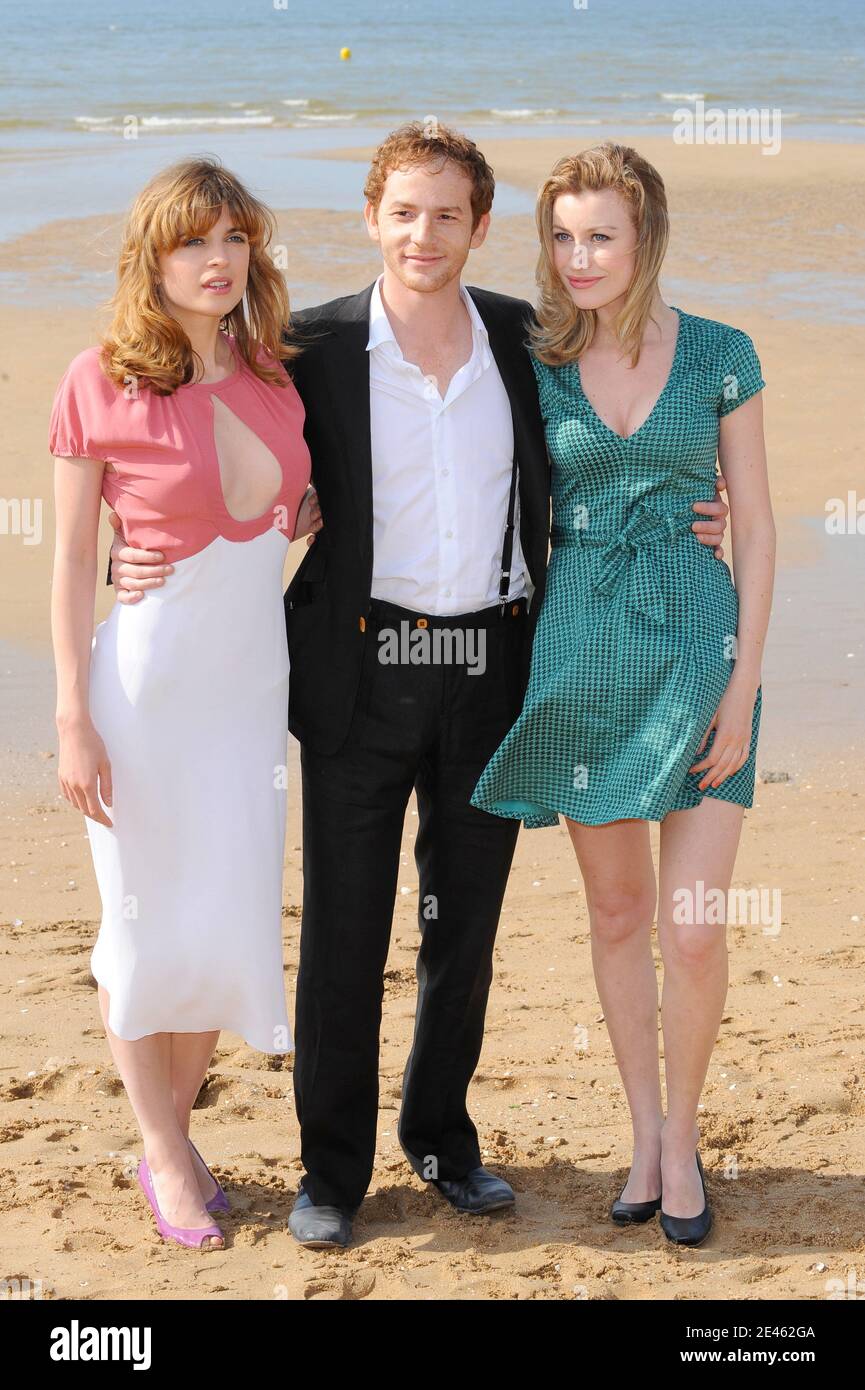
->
xmin=100 ymin=157 xmax=299 ymax=394
xmin=529 ymin=142 xmax=669 ymax=369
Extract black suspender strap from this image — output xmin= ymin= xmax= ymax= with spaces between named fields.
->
xmin=498 ymin=450 xmax=520 ymax=614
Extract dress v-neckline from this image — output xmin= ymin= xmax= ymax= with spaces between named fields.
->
xmin=574 ymin=306 xmax=684 ymax=444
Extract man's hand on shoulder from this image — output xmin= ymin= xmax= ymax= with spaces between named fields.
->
xmin=107 ymin=509 xmax=174 ymax=604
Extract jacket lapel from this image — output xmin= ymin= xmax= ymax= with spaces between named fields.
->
xmin=320 ymin=283 xmax=376 ymax=572
xmin=468 ymin=288 xmax=544 ymax=590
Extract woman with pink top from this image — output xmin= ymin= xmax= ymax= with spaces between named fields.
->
xmin=49 ymin=157 xmax=318 ymax=1250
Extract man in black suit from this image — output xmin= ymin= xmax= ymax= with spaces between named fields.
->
xmin=280 ymin=133 xmax=553 ymax=1247
xmin=108 ymin=122 xmax=728 ymax=1248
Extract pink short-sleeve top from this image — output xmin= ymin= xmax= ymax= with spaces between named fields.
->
xmin=48 ymin=333 xmax=312 ymax=562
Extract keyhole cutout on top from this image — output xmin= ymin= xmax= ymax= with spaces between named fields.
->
xmin=210 ymin=394 xmax=283 ymax=522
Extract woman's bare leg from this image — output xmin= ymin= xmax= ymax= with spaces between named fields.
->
xmin=564 ymin=817 xmax=663 ymax=1202
xmin=97 ymin=984 xmax=223 ymax=1247
xmin=170 ymin=1031 xmax=222 ymax=1203
xmin=657 ymin=797 xmax=745 ymax=1217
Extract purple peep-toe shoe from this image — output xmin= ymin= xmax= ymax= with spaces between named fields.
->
xmin=187 ymin=1137 xmax=231 ymax=1214
xmin=137 ymin=1157 xmax=224 ymax=1250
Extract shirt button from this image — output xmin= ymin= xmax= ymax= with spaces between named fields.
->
xmin=441 ymin=468 xmax=449 ymax=476
xmin=445 ymin=530 xmax=453 ymax=538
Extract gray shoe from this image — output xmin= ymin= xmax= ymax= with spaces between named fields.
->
xmin=288 ymin=1189 xmax=354 ymax=1248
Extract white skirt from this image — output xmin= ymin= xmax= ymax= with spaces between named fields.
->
xmin=85 ymin=525 xmax=293 ymax=1054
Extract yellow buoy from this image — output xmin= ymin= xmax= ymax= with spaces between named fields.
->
xmin=340 ymin=47 xmax=351 ymax=61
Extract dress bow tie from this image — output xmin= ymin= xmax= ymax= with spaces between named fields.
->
xmin=576 ymin=504 xmax=697 ymax=625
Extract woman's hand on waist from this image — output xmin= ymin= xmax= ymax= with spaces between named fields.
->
xmin=293 ymin=485 xmax=323 ymax=545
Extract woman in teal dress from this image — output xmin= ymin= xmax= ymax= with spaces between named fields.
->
xmin=471 ymin=143 xmax=775 ymax=1246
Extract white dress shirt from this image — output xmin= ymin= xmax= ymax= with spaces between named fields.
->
xmin=366 ymin=273 xmax=527 ymax=616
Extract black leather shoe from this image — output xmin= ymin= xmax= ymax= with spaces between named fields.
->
xmin=432 ymin=1166 xmax=515 ymax=1214
xmin=659 ymin=1151 xmax=713 ymax=1247
xmin=288 ymin=1189 xmax=355 ymax=1248
xmin=610 ymin=1179 xmax=662 ymax=1225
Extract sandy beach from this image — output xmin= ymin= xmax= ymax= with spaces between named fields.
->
xmin=1 ymin=133 xmax=863 ymax=1301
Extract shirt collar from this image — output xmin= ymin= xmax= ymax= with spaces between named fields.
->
xmin=366 ymin=272 xmax=492 ymax=369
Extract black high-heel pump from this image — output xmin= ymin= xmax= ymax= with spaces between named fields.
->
xmin=659 ymin=1150 xmax=712 ymax=1247
xmin=610 ymin=1179 xmax=662 ymax=1225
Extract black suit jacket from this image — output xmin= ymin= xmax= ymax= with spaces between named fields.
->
xmin=284 ymin=280 xmax=551 ymax=757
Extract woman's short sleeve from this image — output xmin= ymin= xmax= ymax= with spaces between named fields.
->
xmin=48 ymin=348 xmax=114 ymax=459
xmin=718 ymin=326 xmax=765 ymax=416
xmin=528 ymin=351 xmax=552 ymax=421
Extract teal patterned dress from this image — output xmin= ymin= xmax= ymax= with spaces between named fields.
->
xmin=470 ymin=307 xmax=765 ymax=828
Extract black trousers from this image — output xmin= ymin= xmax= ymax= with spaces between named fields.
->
xmin=293 ymin=596 xmax=527 ymax=1209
